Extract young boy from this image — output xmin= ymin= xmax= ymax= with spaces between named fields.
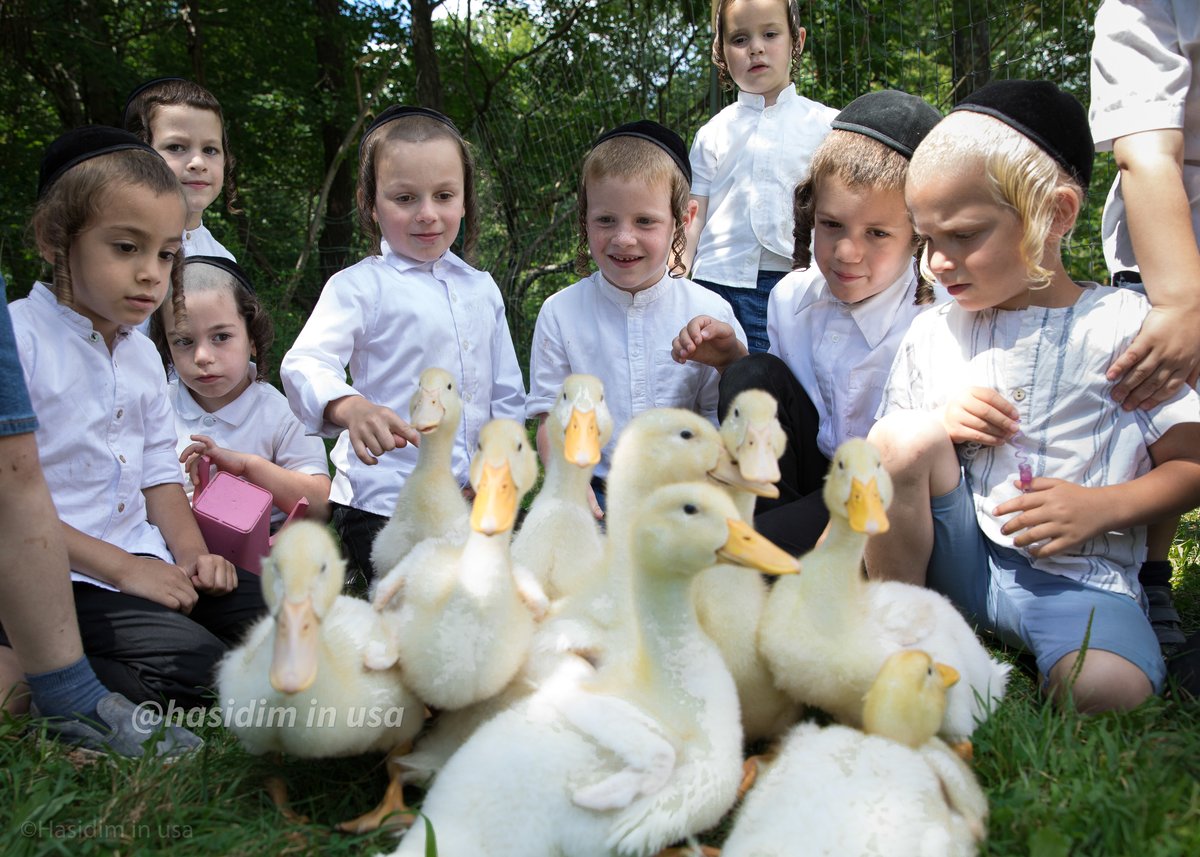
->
xmin=865 ymin=80 xmax=1200 ymax=712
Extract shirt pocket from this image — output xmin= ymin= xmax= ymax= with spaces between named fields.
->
xmin=651 ymin=350 xmax=705 ymax=410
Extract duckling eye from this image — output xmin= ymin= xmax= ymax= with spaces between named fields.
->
xmin=680 ymin=429 xmax=694 ymax=440
xmin=683 ymin=503 xmax=698 ymax=515
xmin=517 ymin=442 xmax=523 ymax=451
xmin=734 ymin=407 xmax=740 ymax=418
xmin=562 ymin=392 xmax=568 ymax=401
xmin=837 ymin=460 xmax=845 ymax=470
xmin=447 ymin=382 xmax=452 ymax=390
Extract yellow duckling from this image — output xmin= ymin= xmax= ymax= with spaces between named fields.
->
xmin=370 ymin=367 xmax=469 ymax=578
xmin=513 ymin=374 xmax=614 ymax=601
xmin=759 ymin=438 xmax=1009 ymax=743
xmin=380 ymin=482 xmax=800 ymax=857
xmin=368 ymin=419 xmax=548 ymax=710
xmin=721 ymin=650 xmax=988 ymax=857
xmin=217 ymin=521 xmax=423 ymax=831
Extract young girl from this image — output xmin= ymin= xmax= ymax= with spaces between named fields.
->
xmin=124 ymin=77 xmax=238 ymax=260
xmin=281 ymin=106 xmax=525 ymax=583
xmin=526 ymin=120 xmax=745 ymax=510
xmin=866 ymin=80 xmax=1200 ymax=712
xmin=3 ymin=126 xmax=265 ymax=709
xmin=673 ymin=90 xmax=942 ymax=554
xmin=684 ymin=0 xmax=838 ymax=352
xmin=150 ymin=255 xmax=330 ymax=526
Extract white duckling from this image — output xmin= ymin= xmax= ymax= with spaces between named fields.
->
xmin=513 ymin=374 xmax=613 ymax=601
xmin=369 ymin=418 xmax=548 ymax=710
xmin=370 ymin=367 xmax=469 ymax=577
xmin=217 ymin=521 xmax=423 ymax=831
xmin=380 ymin=482 xmax=800 ymax=857
xmin=759 ymin=438 xmax=1009 ymax=743
xmin=721 ymin=650 xmax=988 ymax=857
xmin=693 ymin=389 xmax=801 ymax=743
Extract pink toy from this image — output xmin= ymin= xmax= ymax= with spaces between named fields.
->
xmin=192 ymin=457 xmax=309 ymax=574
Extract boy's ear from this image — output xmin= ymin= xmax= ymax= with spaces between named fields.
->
xmin=1049 ymin=187 xmax=1081 ymax=239
xmin=796 ymin=26 xmax=807 ymax=56
xmin=682 ymin=198 xmax=700 ymax=229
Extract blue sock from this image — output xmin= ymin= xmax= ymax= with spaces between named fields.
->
xmin=26 ymin=657 xmax=107 ymax=721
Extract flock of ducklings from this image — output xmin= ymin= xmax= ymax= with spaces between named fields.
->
xmin=217 ymin=368 xmax=1009 ymax=856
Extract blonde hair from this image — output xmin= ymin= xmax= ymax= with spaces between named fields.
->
xmin=575 ymin=136 xmax=690 ymax=278
xmin=712 ymin=0 xmax=804 ymax=90
xmin=908 ymin=111 xmax=1083 ymax=290
xmin=32 ymin=149 xmax=186 ymax=323
xmin=356 ymin=114 xmax=479 ymax=263
xmin=791 ymin=130 xmax=932 ymax=304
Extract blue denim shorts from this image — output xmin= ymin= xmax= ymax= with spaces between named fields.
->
xmin=927 ymin=473 xmax=1165 ymax=692
xmin=694 ymin=270 xmax=785 ymax=354
xmin=0 ymin=279 xmax=39 ymax=438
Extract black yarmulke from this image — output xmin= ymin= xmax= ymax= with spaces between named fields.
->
xmin=122 ymin=76 xmax=190 ymax=125
xmin=832 ymin=90 xmax=942 ymax=159
xmin=592 ymin=120 xmax=691 ymax=184
xmin=38 ymin=126 xmax=161 ymax=198
xmin=183 ymin=255 xmax=255 ymax=295
xmin=951 ymin=79 xmax=1094 ymax=188
xmin=361 ymin=105 xmax=460 ymax=152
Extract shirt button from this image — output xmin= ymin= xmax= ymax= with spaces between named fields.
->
xmin=203 ymin=416 xmax=216 ymax=426
xmin=117 ymin=502 xmax=125 ymax=513
xmin=462 ymin=340 xmax=470 ymax=350
xmin=119 ymin=455 xmax=126 ymax=464
xmin=1012 ymin=389 xmax=1026 ymax=401
xmin=831 ymin=334 xmax=841 ymax=343
xmin=116 ymin=409 xmax=124 ymax=419
xmin=90 ymin=332 xmax=100 ymax=342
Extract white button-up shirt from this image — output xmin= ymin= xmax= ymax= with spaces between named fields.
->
xmin=181 ymin=222 xmax=234 ymax=260
xmin=527 ymin=270 xmax=745 ymax=480
xmin=689 ymin=83 xmax=838 ymax=288
xmin=879 ymin=284 xmax=1200 ymax=599
xmin=10 ymin=283 xmax=185 ymax=589
xmin=768 ymin=265 xmax=941 ymax=459
xmin=1090 ymin=0 xmax=1200 ymax=273
xmin=281 ymin=245 xmax=526 ymax=516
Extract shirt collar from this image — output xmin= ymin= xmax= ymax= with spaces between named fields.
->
xmin=380 ymin=239 xmax=471 ymax=276
xmin=797 ymin=266 xmax=918 ymax=349
xmin=736 ymin=82 xmax=798 ymax=112
xmin=173 ymin=363 xmax=258 ymax=426
xmin=594 ymin=269 xmax=672 ymax=307
xmin=30 ymin=281 xmax=133 ymax=344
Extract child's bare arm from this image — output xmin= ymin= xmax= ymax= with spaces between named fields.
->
xmin=144 ymin=482 xmax=238 ymax=595
xmin=1106 ymin=129 xmax=1200 ymax=410
xmin=60 ymin=522 xmax=198 ymax=614
xmin=672 ymin=315 xmax=747 ymax=373
xmin=181 ymin=435 xmax=331 ymax=521
xmin=938 ymin=387 xmax=1021 ymax=446
xmin=325 ymin=395 xmax=421 ymax=465
xmin=995 ymin=423 xmax=1200 ymax=557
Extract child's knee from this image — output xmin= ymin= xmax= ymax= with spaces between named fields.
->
xmin=868 ymin=411 xmax=956 ymax=483
xmin=1046 ymin=649 xmax=1155 ymax=713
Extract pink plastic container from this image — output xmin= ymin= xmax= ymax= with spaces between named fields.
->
xmin=192 ymin=457 xmax=308 ymax=574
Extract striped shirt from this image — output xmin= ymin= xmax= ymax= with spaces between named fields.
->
xmin=880 ymin=283 xmax=1200 ymax=599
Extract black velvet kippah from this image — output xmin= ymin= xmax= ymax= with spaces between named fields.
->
xmin=832 ymin=90 xmax=941 ymax=159
xmin=38 ymin=126 xmax=161 ymax=198
xmin=361 ymin=105 xmax=460 ymax=152
xmin=122 ymin=76 xmax=190 ymax=126
xmin=951 ymin=79 xmax=1093 ymax=188
xmin=183 ymin=255 xmax=255 ymax=295
xmin=592 ymin=120 xmax=691 ymax=184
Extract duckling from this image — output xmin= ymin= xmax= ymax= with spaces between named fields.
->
xmin=692 ymin=390 xmax=801 ymax=743
xmin=369 ymin=419 xmax=548 ymax=710
xmin=370 ymin=367 xmax=469 ymax=577
xmin=380 ymin=482 xmax=800 ymax=857
xmin=513 ymin=374 xmax=613 ymax=601
xmin=217 ymin=521 xmax=423 ymax=831
xmin=721 ymin=649 xmax=988 ymax=857
xmin=759 ymin=438 xmax=1009 ymax=743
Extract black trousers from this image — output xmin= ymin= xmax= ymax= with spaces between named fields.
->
xmin=331 ymin=502 xmax=388 ymax=589
xmin=719 ymin=352 xmax=832 ymax=556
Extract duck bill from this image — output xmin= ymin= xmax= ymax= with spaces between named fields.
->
xmin=410 ymin=389 xmax=446 ymax=433
xmin=847 ymin=476 xmax=890 ymax=534
xmin=563 ymin=406 xmax=601 ymax=467
xmin=709 ymin=450 xmax=780 ymax=499
xmin=937 ymin=662 xmax=960 ymax=689
xmin=470 ymin=460 xmax=518 ymax=535
xmin=717 ymin=517 xmax=800 ymax=575
xmin=736 ymin=424 xmax=782 ymax=484
xmin=270 ymin=597 xmax=319 ymax=694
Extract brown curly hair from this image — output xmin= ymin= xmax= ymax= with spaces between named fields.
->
xmin=791 ymin=129 xmax=934 ymax=305
xmin=149 ymin=261 xmax=274 ymax=381
xmin=574 ymin=135 xmax=691 ymax=279
xmin=356 ymin=113 xmax=480 ymax=264
xmin=124 ymin=78 xmax=242 ymax=216
xmin=712 ymin=0 xmax=805 ymax=90
xmin=32 ymin=149 xmax=188 ymax=327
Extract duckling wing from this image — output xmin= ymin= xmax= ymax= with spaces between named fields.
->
xmin=919 ymin=737 xmax=989 ymax=843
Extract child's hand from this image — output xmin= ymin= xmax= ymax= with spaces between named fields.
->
xmin=335 ymin=397 xmax=421 ymax=465
xmin=994 ymin=477 xmax=1110 ymax=557
xmin=1106 ymin=304 xmax=1200 ymax=411
xmin=672 ymin=315 xmax=747 ymax=371
xmin=120 ymin=556 xmax=199 ymax=614
xmin=939 ymin=387 xmax=1020 ymax=446
xmin=586 ymin=484 xmax=604 ymax=521
xmin=180 ymin=435 xmax=250 ymax=487
xmin=185 ymin=553 xmax=239 ymax=595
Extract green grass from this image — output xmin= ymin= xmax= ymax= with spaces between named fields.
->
xmin=4 ymin=520 xmax=1200 ymax=856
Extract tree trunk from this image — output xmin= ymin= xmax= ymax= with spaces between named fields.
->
xmin=950 ymin=0 xmax=990 ymax=103
xmin=410 ymin=0 xmax=444 ymax=111
xmin=312 ymin=0 xmax=356 ymax=297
